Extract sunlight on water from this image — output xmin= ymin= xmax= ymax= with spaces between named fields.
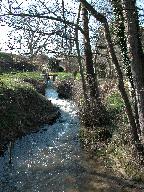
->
xmin=0 ymin=81 xmax=142 ymax=192
xmin=0 ymin=81 xmax=81 ymax=192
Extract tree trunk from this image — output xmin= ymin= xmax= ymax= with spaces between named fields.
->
xmin=82 ymin=6 xmax=100 ymax=101
xmin=110 ymin=0 xmax=141 ymax=136
xmin=122 ymin=0 xmax=144 ymax=143
xmin=104 ymin=21 xmax=141 ymax=144
xmin=79 ymin=0 xmax=144 ymax=155
xmin=80 ymin=4 xmax=109 ymax=127
xmin=75 ymin=28 xmax=88 ymax=103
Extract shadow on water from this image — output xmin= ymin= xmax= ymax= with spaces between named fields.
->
xmin=0 ymin=80 xmax=144 ymax=192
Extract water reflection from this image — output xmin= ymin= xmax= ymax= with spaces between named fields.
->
xmin=0 ymin=81 xmax=143 ymax=192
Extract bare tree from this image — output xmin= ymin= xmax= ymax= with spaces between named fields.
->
xmin=79 ymin=0 xmax=144 ymax=155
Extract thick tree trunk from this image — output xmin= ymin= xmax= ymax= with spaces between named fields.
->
xmin=104 ymin=21 xmax=141 ymax=144
xmin=82 ymin=6 xmax=100 ymax=101
xmin=75 ymin=3 xmax=88 ymax=103
xmin=80 ymin=4 xmax=110 ymax=127
xmin=122 ymin=0 xmax=144 ymax=142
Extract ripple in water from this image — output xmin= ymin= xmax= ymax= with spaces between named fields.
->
xmin=0 ymin=81 xmax=81 ymax=192
xmin=0 ymin=81 xmax=142 ymax=192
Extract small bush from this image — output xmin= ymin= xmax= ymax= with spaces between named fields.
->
xmin=106 ymin=90 xmax=124 ymax=112
xmin=54 ymin=79 xmax=74 ymax=99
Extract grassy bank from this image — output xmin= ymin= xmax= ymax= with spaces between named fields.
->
xmin=0 ymin=72 xmax=59 ymax=150
xmin=0 ymin=71 xmax=46 ymax=94
xmin=49 ymin=72 xmax=81 ymax=81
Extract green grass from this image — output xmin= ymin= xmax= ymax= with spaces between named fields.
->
xmin=0 ymin=71 xmax=44 ymax=90
xmin=13 ymin=71 xmax=44 ymax=81
xmin=0 ymin=72 xmax=44 ymax=120
xmin=106 ymin=130 xmax=144 ymax=181
xmin=49 ymin=72 xmax=81 ymax=80
xmin=106 ymin=90 xmax=124 ymax=112
xmin=0 ymin=71 xmax=44 ymax=81
xmin=104 ymin=90 xmax=125 ymax=125
xmin=50 ymin=72 xmax=73 ymax=80
xmin=0 ymin=72 xmax=42 ymax=131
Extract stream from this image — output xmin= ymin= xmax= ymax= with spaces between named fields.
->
xmin=0 ymin=81 xmax=143 ymax=192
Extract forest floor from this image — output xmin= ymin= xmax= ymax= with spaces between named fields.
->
xmin=74 ymin=150 xmax=144 ymax=192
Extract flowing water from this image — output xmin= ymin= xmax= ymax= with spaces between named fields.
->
xmin=0 ymin=82 xmax=143 ymax=192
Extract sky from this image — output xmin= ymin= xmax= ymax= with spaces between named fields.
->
xmin=0 ymin=0 xmax=143 ymax=56
xmin=0 ymin=0 xmax=31 ymax=52
xmin=0 ymin=0 xmax=79 ymax=55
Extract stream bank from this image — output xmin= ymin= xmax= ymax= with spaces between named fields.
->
xmin=0 ymin=73 xmax=60 ymax=152
xmin=0 ymin=81 xmax=144 ymax=192
xmin=55 ymin=78 xmax=144 ymax=184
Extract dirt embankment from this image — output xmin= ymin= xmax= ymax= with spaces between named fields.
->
xmin=0 ymin=79 xmax=60 ymax=154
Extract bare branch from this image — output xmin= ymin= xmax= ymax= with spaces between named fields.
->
xmin=39 ymin=0 xmax=57 ymax=17
xmin=0 ymin=12 xmax=84 ymax=34
xmin=11 ymin=25 xmax=63 ymax=37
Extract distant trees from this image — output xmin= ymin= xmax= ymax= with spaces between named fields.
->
xmin=7 ymin=15 xmax=52 ymax=63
